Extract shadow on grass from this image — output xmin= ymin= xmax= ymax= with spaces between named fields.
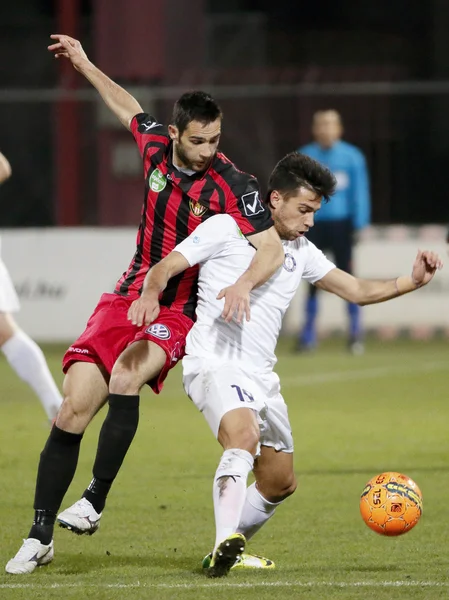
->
xmin=51 ymin=551 xmax=204 ymax=576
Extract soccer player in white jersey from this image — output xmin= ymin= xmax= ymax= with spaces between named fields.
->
xmin=128 ymin=152 xmax=442 ymax=578
xmin=0 ymin=152 xmax=62 ymax=421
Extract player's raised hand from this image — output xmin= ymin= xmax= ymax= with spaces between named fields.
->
xmin=48 ymin=34 xmax=89 ymax=71
xmin=217 ymin=282 xmax=251 ymax=324
xmin=127 ymin=294 xmax=160 ymax=327
xmin=411 ymin=249 xmax=443 ymax=286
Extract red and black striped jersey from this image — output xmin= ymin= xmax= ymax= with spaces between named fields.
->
xmin=115 ymin=113 xmax=273 ymax=320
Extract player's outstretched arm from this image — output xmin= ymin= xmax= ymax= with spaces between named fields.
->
xmin=0 ymin=152 xmax=12 ymax=184
xmin=315 ymin=250 xmax=443 ymax=305
xmin=128 ymin=252 xmax=190 ymax=327
xmin=218 ymin=226 xmax=284 ymax=323
xmin=48 ymin=34 xmax=143 ymax=130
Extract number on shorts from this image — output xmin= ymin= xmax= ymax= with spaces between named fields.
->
xmin=231 ymin=384 xmax=255 ymax=403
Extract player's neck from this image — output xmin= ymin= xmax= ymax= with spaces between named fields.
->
xmin=172 ymin=147 xmax=196 ymax=176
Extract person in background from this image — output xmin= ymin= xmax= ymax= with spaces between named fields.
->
xmin=297 ymin=110 xmax=371 ymax=354
xmin=0 ymin=151 xmax=62 ymax=421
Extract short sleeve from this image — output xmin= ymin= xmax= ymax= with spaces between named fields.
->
xmin=225 ymin=176 xmax=273 ymax=236
xmin=174 ymin=214 xmax=237 ymax=267
xmin=130 ymin=113 xmax=168 ymax=157
xmin=302 ymin=239 xmax=336 ymax=284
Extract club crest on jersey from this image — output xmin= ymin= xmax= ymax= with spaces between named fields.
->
xmin=145 ymin=323 xmax=171 ymax=340
xmin=283 ymin=253 xmax=297 ymax=272
xmin=189 ymin=199 xmax=208 ymax=217
xmin=149 ymin=169 xmax=167 ymax=192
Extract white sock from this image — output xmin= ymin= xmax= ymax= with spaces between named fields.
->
xmin=1 ymin=330 xmax=63 ymax=420
xmin=213 ymin=448 xmax=254 ymax=551
xmin=237 ymin=482 xmax=283 ymax=541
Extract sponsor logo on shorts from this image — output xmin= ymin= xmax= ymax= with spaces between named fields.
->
xmin=145 ymin=323 xmax=171 ymax=340
xmin=170 ymin=341 xmax=182 ymax=363
xmin=68 ymin=346 xmax=89 ymax=354
xmin=283 ymin=253 xmax=296 ymax=272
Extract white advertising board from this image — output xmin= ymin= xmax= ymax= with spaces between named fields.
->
xmin=1 ymin=227 xmax=447 ymax=341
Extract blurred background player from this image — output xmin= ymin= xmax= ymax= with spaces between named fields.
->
xmin=297 ymin=110 xmax=371 ymax=354
xmin=0 ymin=151 xmax=62 ymax=421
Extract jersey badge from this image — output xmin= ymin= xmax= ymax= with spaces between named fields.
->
xmin=241 ymin=191 xmax=265 ymax=217
xmin=149 ymin=169 xmax=167 ymax=192
xmin=145 ymin=323 xmax=171 ymax=340
xmin=283 ymin=253 xmax=297 ymax=272
xmin=189 ymin=199 xmax=208 ymax=217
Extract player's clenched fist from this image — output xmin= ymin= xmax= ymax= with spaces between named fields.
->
xmin=411 ymin=249 xmax=443 ymax=287
xmin=48 ymin=34 xmax=89 ymax=71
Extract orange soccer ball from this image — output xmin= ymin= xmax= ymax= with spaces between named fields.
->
xmin=360 ymin=472 xmax=423 ymax=536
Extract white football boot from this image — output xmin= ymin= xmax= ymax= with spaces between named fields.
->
xmin=5 ymin=538 xmax=54 ymax=574
xmin=57 ymin=498 xmax=102 ymax=535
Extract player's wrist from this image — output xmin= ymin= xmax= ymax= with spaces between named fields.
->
xmin=395 ymin=275 xmax=420 ymax=296
xmin=235 ymin=276 xmax=255 ymax=293
xmin=140 ymin=287 xmax=161 ymax=300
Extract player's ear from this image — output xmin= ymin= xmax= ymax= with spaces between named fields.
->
xmin=168 ymin=124 xmax=179 ymax=141
xmin=269 ymin=190 xmax=282 ymax=208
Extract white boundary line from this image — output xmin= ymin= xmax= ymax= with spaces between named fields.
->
xmin=282 ymin=361 xmax=447 ymax=387
xmin=1 ymin=580 xmax=449 ymax=590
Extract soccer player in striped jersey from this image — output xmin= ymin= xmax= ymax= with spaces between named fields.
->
xmin=5 ymin=36 xmax=284 ymax=574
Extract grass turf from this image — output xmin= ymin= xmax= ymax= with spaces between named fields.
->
xmin=0 ymin=338 xmax=448 ymax=599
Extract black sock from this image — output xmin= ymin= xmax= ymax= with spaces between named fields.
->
xmin=28 ymin=510 xmax=56 ymax=546
xmin=83 ymin=394 xmax=139 ymax=513
xmin=28 ymin=426 xmax=83 ymax=543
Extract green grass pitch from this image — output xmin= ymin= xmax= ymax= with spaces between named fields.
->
xmin=0 ymin=338 xmax=448 ymax=599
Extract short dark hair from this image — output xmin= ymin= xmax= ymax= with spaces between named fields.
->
xmin=171 ymin=91 xmax=223 ymax=135
xmin=267 ymin=152 xmax=336 ymax=203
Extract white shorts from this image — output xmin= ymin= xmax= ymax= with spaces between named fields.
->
xmin=0 ymin=259 xmax=19 ymax=313
xmin=182 ymin=355 xmax=294 ymax=453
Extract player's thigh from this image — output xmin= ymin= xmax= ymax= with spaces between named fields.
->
xmin=253 ymin=446 xmax=296 ymax=502
xmin=218 ymin=407 xmax=260 ymax=454
xmin=0 ymin=312 xmax=17 ymax=346
xmin=57 ymin=361 xmax=110 ymax=433
xmin=109 ymin=339 xmax=166 ymax=394
xmin=183 ymin=358 xmax=266 ymax=441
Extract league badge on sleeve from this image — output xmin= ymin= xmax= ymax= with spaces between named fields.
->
xmin=241 ymin=191 xmax=265 ymax=217
xmin=149 ymin=169 xmax=167 ymax=192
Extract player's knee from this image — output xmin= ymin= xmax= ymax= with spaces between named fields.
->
xmin=281 ymin=473 xmax=298 ymax=498
xmin=56 ymin=395 xmax=90 ymax=433
xmin=224 ymin=422 xmax=260 ymax=455
xmin=238 ymin=425 xmax=260 ymax=455
xmin=109 ymin=363 xmax=140 ymax=395
xmin=262 ymin=472 xmax=297 ymax=502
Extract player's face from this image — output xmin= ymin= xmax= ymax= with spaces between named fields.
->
xmin=312 ymin=111 xmax=343 ymax=148
xmin=170 ymin=119 xmax=221 ymax=172
xmin=270 ymin=187 xmax=322 ymax=241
